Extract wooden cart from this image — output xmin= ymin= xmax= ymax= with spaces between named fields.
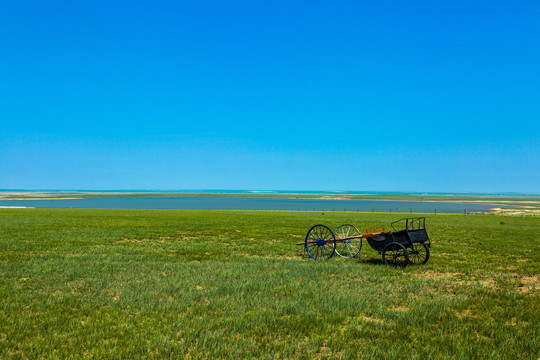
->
xmin=297 ymin=217 xmax=431 ymax=267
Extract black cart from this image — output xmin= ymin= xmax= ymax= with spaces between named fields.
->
xmin=299 ymin=217 xmax=431 ymax=267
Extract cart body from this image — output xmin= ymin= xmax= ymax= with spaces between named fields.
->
xmin=367 ymin=217 xmax=430 ymax=253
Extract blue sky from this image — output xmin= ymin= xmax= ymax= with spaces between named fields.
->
xmin=1 ymin=0 xmax=539 ymax=192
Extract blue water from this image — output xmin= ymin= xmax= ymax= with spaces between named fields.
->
xmin=0 ymin=197 xmax=500 ymax=213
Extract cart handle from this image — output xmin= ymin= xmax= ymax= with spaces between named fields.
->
xmin=295 ymin=231 xmax=387 ymax=246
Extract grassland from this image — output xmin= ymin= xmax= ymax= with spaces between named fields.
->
xmin=0 ymin=209 xmax=538 ymax=358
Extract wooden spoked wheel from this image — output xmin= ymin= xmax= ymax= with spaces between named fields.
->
xmin=382 ymin=242 xmax=409 ymax=267
xmin=408 ymin=244 xmax=430 ymax=264
xmin=334 ymin=224 xmax=362 ymax=258
xmin=305 ymin=225 xmax=336 ymax=261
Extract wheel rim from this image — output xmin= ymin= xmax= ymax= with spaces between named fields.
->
xmin=409 ymin=244 xmax=429 ymax=265
xmin=334 ymin=224 xmax=362 ymax=258
xmin=305 ymin=225 xmax=335 ymax=261
xmin=383 ymin=243 xmax=409 ymax=267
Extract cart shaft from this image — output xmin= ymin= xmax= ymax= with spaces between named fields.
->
xmin=296 ymin=231 xmax=386 ymax=246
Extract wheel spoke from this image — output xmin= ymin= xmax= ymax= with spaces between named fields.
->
xmin=334 ymin=224 xmax=362 ymax=258
xmin=320 ymin=244 xmax=328 ymax=256
xmin=409 ymin=244 xmax=429 ymax=265
xmin=322 ymin=245 xmax=331 ymax=259
xmin=383 ymin=243 xmax=409 ymax=267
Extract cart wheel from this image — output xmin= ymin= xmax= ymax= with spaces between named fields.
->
xmin=382 ymin=242 xmax=409 ymax=267
xmin=408 ymin=244 xmax=430 ymax=265
xmin=334 ymin=224 xmax=362 ymax=258
xmin=305 ymin=225 xmax=336 ymax=261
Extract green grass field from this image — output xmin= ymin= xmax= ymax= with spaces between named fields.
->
xmin=0 ymin=209 xmax=538 ymax=358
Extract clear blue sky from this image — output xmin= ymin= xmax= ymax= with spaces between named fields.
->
xmin=1 ymin=0 xmax=539 ymax=192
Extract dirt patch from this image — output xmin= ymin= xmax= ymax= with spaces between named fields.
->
xmin=393 ymin=306 xmax=410 ymax=313
xmin=478 ymin=278 xmax=495 ymax=287
xmin=361 ymin=315 xmax=384 ymax=325
xmin=417 ymin=271 xmax=462 ymax=280
xmin=417 ymin=271 xmax=499 ymax=290
xmin=456 ymin=309 xmax=477 ymax=319
xmin=118 ymin=236 xmax=177 ymax=243
xmin=519 ymin=275 xmax=538 ymax=293
xmin=497 ymin=265 xmax=517 ymax=270
xmin=117 ymin=238 xmax=144 ymax=243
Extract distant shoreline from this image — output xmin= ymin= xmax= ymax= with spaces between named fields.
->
xmin=0 ymin=206 xmax=34 ymax=208
xmin=2 ymin=189 xmax=539 ymax=196
xmin=1 ymin=191 xmax=539 ymax=213
xmin=0 ymin=190 xmax=538 ymax=210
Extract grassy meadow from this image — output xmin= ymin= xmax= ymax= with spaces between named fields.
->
xmin=0 ymin=209 xmax=538 ymax=358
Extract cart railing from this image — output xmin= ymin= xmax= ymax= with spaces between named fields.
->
xmin=390 ymin=217 xmax=425 ymax=232
xmin=364 ymin=225 xmax=385 ymax=235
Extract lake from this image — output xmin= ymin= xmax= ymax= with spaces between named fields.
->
xmin=0 ymin=196 xmax=499 ymax=213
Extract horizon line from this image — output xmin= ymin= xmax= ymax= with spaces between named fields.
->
xmin=1 ymin=189 xmax=539 ymax=196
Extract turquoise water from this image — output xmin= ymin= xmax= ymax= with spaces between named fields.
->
xmin=0 ymin=197 xmax=500 ymax=213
